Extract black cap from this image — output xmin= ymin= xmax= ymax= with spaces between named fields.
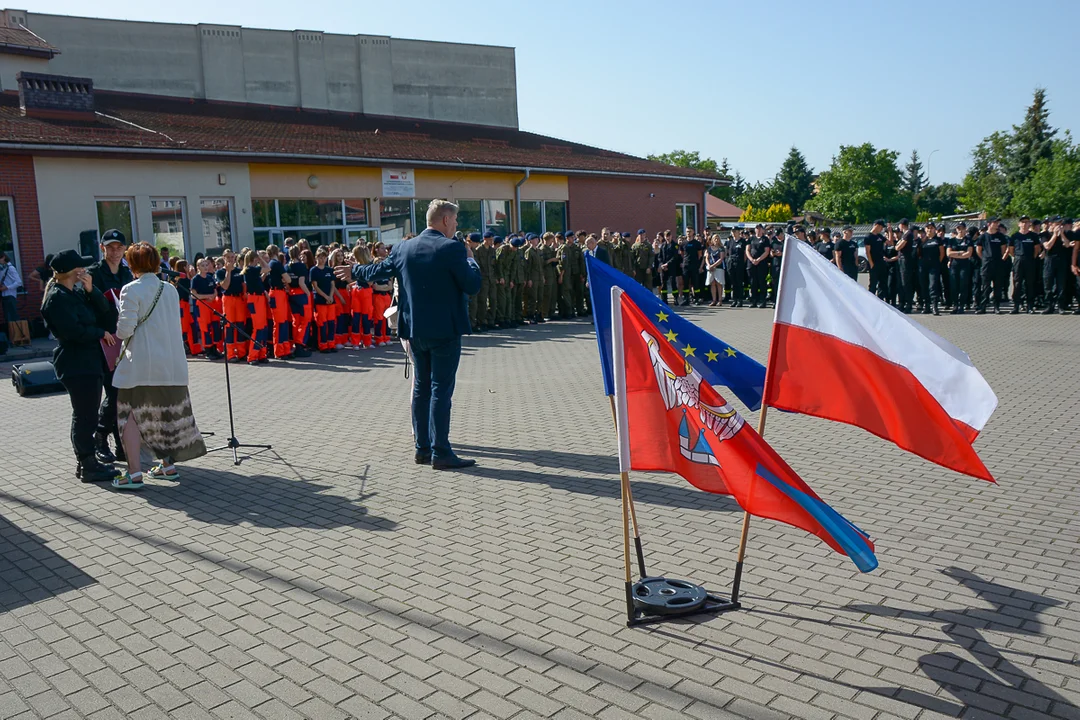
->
xmin=873 ymin=219 xmax=886 ymax=227
xmin=899 ymin=218 xmax=910 ymax=225
xmin=1019 ymin=215 xmax=1030 ymax=221
xmin=50 ymin=249 xmax=94 ymax=274
xmin=843 ymin=225 xmax=853 ymax=231
xmin=1050 ymin=215 xmax=1062 ymax=223
xmin=1031 ymin=217 xmax=1042 ymax=224
xmin=990 ymin=217 xmax=1002 ymax=223
xmin=1064 ymin=218 xmax=1074 ymax=224
xmin=956 ymin=222 xmax=967 ymax=228
xmin=925 ymin=222 xmax=936 ymax=229
xmin=100 ymin=228 xmax=127 ymax=246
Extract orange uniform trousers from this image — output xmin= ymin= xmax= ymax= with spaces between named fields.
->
xmin=314 ymin=300 xmax=337 ymax=351
xmin=372 ymin=291 xmax=393 ymax=345
xmin=288 ymin=288 xmax=313 ymax=349
xmin=246 ymin=292 xmax=270 ymax=362
xmin=350 ymin=285 xmax=374 ymax=347
xmin=267 ymin=288 xmax=293 ymax=358
xmin=222 ymin=295 xmax=250 ymax=360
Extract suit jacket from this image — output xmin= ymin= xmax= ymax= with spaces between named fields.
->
xmin=353 ymin=229 xmax=482 ymax=340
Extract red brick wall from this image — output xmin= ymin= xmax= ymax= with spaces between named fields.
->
xmin=567 ymin=176 xmax=705 ymax=236
xmin=0 ymin=154 xmax=44 ymax=322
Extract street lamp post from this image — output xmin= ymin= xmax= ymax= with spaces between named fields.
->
xmin=927 ymin=149 xmax=940 ymax=185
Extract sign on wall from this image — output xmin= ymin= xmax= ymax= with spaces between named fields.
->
xmin=382 ymin=168 xmax=415 ymax=198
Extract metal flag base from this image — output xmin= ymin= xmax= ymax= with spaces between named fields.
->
xmin=625 ymin=578 xmax=741 ymax=627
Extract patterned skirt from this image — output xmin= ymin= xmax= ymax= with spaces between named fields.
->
xmin=117 ymin=386 xmax=207 ymax=463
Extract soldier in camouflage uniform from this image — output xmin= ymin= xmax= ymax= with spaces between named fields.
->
xmin=493 ymin=235 xmax=509 ymax=327
xmin=541 ymin=232 xmax=559 ymax=319
xmin=611 ymin=232 xmax=630 ymax=275
xmin=509 ymin=237 xmax=526 ymax=326
xmin=465 ymin=233 xmax=483 ymax=330
xmin=631 ymin=229 xmax=655 ymax=289
xmin=569 ymin=231 xmax=588 ymax=315
xmin=557 ymin=233 xmax=575 ymax=319
xmin=524 ymin=233 xmax=546 ymax=324
xmin=473 ymin=230 xmax=496 ymax=330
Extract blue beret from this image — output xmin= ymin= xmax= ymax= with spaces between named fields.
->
xmin=510 ymin=238 xmax=525 ymax=247
xmin=526 ymin=233 xmax=537 ymax=240
xmin=483 ymin=231 xmax=495 ymax=238
xmin=621 ymin=232 xmax=631 ymax=238
xmin=467 ymin=232 xmax=481 ymax=242
xmin=637 ymin=228 xmax=646 ymax=235
xmin=493 ymin=236 xmax=503 ymax=244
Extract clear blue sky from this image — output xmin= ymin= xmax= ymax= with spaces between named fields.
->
xmin=24 ymin=0 xmax=1080 ymax=185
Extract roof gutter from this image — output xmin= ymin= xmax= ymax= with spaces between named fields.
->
xmin=514 ymin=168 xmax=531 ymax=231
xmin=704 ymin=179 xmax=718 ymax=232
xmin=0 ymin=142 xmax=727 ymax=184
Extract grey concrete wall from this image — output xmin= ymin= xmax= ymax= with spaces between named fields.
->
xmin=10 ymin=11 xmax=518 ymax=127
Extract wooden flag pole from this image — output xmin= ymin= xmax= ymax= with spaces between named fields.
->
xmin=620 ymin=469 xmax=635 ymax=624
xmin=730 ymin=404 xmax=768 ymax=603
xmin=609 ymin=396 xmax=647 ymax=579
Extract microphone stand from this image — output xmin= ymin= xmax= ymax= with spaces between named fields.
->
xmin=191 ymin=293 xmax=273 ymax=466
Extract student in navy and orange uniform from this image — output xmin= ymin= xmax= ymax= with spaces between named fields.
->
xmin=241 ymin=249 xmax=270 ymax=364
xmin=349 ymin=244 xmax=374 ymax=349
xmin=370 ymin=241 xmax=393 ymax=346
xmin=265 ymin=245 xmax=297 ymax=359
xmin=309 ymin=247 xmax=338 ymax=353
xmin=329 ymin=248 xmax=352 ymax=349
xmin=217 ymin=249 xmax=250 ymax=360
xmin=174 ymin=260 xmax=203 ymax=356
xmin=285 ymin=246 xmax=314 ymax=352
xmin=190 ymin=258 xmax=222 ymax=359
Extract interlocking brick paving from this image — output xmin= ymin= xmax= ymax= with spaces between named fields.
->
xmin=1 ymin=306 xmax=1077 ymax=719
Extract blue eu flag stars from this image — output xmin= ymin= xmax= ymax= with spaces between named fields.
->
xmin=586 ymin=254 xmax=766 ymax=411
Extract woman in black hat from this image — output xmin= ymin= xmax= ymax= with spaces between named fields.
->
xmin=39 ymin=249 xmax=120 ymax=483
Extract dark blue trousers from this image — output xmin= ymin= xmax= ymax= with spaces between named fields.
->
xmin=410 ymin=336 xmax=462 ymax=458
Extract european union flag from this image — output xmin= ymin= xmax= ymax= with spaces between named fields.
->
xmin=586 ymin=254 xmax=766 ymax=410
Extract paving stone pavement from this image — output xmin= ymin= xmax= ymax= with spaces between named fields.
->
xmin=1 ymin=303 xmax=1078 ymax=720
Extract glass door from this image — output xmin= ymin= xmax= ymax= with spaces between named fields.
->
xmin=346 ymin=228 xmax=380 ymax=248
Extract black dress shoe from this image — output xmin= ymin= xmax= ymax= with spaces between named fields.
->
xmin=95 ymin=437 xmax=116 ymax=464
xmin=431 ymin=456 xmax=477 ymax=471
xmin=415 ymin=451 xmax=432 ymax=465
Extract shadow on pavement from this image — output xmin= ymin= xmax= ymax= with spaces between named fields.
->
xmin=0 ymin=513 xmax=96 ymax=613
xmin=458 ymin=446 xmax=740 ymax=513
xmin=122 ymin=465 xmax=396 ymax=532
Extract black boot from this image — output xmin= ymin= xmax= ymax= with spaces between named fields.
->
xmin=79 ymin=456 xmax=116 ymax=483
xmin=95 ymin=433 xmax=116 ymax=464
xmin=932 ymin=303 xmax=940 ymax=316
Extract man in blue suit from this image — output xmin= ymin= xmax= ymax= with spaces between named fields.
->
xmin=336 ymin=200 xmax=482 ymax=470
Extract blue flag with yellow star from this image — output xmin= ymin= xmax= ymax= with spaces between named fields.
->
xmin=586 ymin=253 xmax=766 ymax=410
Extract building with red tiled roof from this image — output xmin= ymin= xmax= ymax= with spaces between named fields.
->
xmin=0 ymin=10 xmax=724 ymax=322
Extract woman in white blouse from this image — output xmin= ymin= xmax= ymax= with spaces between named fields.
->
xmin=113 ymin=242 xmax=206 ymax=490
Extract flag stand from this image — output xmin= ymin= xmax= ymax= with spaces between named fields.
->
xmin=608 ymin=398 xmax=741 ymax=627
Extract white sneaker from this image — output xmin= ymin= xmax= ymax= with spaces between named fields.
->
xmin=335 ymin=344 xmax=344 ymax=350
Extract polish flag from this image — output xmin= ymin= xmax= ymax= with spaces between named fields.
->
xmin=765 ymin=239 xmax=998 ymax=482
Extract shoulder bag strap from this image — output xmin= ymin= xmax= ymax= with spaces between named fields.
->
xmin=119 ymin=280 xmax=165 ymax=357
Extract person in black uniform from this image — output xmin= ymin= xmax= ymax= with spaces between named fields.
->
xmin=895 ymin=219 xmax=917 ymax=313
xmin=746 ymin=225 xmax=770 ymax=308
xmin=726 ymin=231 xmax=747 ymax=307
xmin=918 ymin=224 xmax=944 ymax=315
xmin=682 ymin=232 xmax=703 ymax=305
xmin=815 ymin=230 xmax=835 ymax=262
xmin=946 ymin=223 xmax=974 ymax=313
xmin=1010 ymin=216 xmax=1041 ymax=314
xmin=656 ymin=231 xmax=682 ymax=305
xmin=881 ymin=227 xmax=900 ymax=306
xmin=86 ymin=229 xmax=133 ymax=464
xmin=768 ymin=230 xmax=784 ymax=304
xmin=1042 ymin=216 xmax=1071 ymax=314
xmin=835 ymin=226 xmax=859 ymax=281
xmin=976 ymin=218 xmax=1009 ymax=314
xmin=865 ymin=220 xmax=887 ymax=298
xmin=1032 ymin=218 xmax=1047 ymax=308
xmin=40 ymin=250 xmax=119 ymax=483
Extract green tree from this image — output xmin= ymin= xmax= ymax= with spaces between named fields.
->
xmin=1008 ymin=87 xmax=1056 ymax=189
xmin=648 ymin=149 xmax=731 ymax=199
xmin=917 ymin=182 xmax=960 ymax=217
xmin=731 ymin=170 xmax=746 ymax=197
xmin=958 ymin=131 xmax=1012 ymax=214
xmin=1009 ymin=138 xmax=1080 ymax=217
xmin=735 ymin=181 xmax=781 ymax=212
xmin=902 ymin=149 xmax=927 ymax=196
xmin=773 ymin=146 xmax=815 ymax=214
xmin=805 ymin=143 xmax=913 ymax=223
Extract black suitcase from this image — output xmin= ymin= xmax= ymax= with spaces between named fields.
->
xmin=11 ymin=361 xmax=64 ymax=397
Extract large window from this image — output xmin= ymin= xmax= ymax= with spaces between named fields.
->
xmin=520 ymin=201 xmax=542 ymax=235
xmin=380 ymin=198 xmax=414 ymax=244
xmin=251 ymin=198 xmax=378 ymax=250
xmin=482 ymin=200 xmax=511 ymax=237
xmin=457 ymin=200 xmax=483 ymax=235
xmin=96 ymin=198 xmax=135 ymax=243
xmin=676 ymin=203 xmax=698 ymax=236
xmin=544 ymin=201 xmax=566 ymax=234
xmin=201 ymin=198 xmax=234 ymax=255
xmin=412 ymin=199 xmax=435 ymax=234
xmin=0 ymin=198 xmax=18 ymax=270
xmin=150 ymin=198 xmax=186 ymax=258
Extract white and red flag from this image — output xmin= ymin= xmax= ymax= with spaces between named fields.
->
xmin=765 ymin=239 xmax=998 ymax=482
